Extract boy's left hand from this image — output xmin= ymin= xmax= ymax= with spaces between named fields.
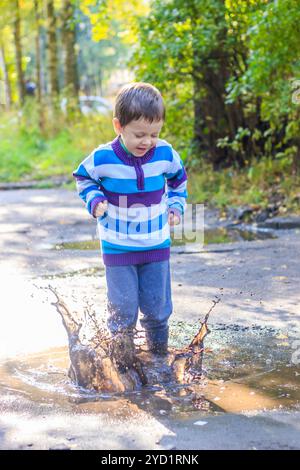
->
xmin=168 ymin=211 xmax=181 ymax=226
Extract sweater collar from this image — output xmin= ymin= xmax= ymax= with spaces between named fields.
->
xmin=119 ymin=137 xmax=131 ymax=154
xmin=111 ymin=135 xmax=156 ymax=165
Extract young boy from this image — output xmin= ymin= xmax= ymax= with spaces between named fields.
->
xmin=73 ymin=82 xmax=188 ymax=355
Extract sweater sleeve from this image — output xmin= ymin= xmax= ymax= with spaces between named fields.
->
xmin=165 ymin=147 xmax=188 ymax=218
xmin=72 ymin=151 xmax=107 ymax=218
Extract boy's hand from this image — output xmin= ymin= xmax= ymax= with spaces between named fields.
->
xmin=168 ymin=210 xmax=181 ymax=226
xmin=94 ymin=200 xmax=108 ymax=217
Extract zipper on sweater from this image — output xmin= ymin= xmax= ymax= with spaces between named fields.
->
xmin=133 ymin=158 xmax=145 ymax=190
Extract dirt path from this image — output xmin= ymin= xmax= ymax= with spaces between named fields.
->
xmin=0 ymin=188 xmax=299 ymax=450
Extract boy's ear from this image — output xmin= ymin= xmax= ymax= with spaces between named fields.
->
xmin=112 ymin=117 xmax=122 ymax=135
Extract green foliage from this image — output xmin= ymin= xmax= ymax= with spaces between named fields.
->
xmin=188 ymin=154 xmax=300 ymax=213
xmin=226 ymin=0 xmax=300 ymax=145
xmin=1 ymin=0 xmax=300 ymax=216
xmin=131 ymin=0 xmax=300 ymax=168
xmin=130 ymin=0 xmax=200 ymax=151
xmin=0 ymin=104 xmax=114 ymax=182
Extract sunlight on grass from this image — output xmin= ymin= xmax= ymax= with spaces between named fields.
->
xmin=0 ymin=108 xmax=114 ymax=183
xmin=188 ymin=158 xmax=300 ymax=214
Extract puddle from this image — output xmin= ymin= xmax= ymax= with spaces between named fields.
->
xmin=41 ymin=266 xmax=105 ymax=279
xmin=53 ymin=240 xmax=100 ymax=251
xmin=0 ymin=323 xmax=298 ymax=419
xmin=172 ymin=226 xmax=277 ymax=246
xmin=169 ymin=322 xmax=300 ymax=414
xmin=53 ymin=226 xmax=277 ymax=251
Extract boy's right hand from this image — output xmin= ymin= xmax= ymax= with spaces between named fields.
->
xmin=93 ymin=200 xmax=108 ymax=217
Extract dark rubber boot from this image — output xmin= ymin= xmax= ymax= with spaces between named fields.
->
xmin=148 ymin=342 xmax=169 ymax=356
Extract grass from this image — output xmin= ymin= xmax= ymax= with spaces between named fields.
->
xmin=0 ymin=106 xmax=115 ymax=183
xmin=187 ymin=157 xmax=300 ymax=215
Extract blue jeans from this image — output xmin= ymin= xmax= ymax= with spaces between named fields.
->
xmin=105 ymin=260 xmax=172 ymax=346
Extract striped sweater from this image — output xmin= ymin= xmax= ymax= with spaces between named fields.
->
xmin=73 ymin=135 xmax=188 ymax=266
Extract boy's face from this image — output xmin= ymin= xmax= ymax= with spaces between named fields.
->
xmin=113 ymin=117 xmax=164 ymax=157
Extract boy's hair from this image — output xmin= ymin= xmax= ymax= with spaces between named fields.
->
xmin=114 ymin=82 xmax=165 ymax=127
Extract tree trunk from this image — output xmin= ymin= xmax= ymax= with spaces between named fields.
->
xmin=62 ymin=0 xmax=79 ymax=106
xmin=290 ymin=108 xmax=300 ymax=176
xmin=189 ymin=0 xmax=264 ymax=169
xmin=13 ymin=0 xmax=25 ymax=105
xmin=34 ymin=0 xmax=46 ymax=131
xmin=46 ymin=0 xmax=59 ymax=100
xmin=191 ymin=48 xmax=232 ymax=168
xmin=34 ymin=0 xmax=42 ymax=105
xmin=0 ymin=41 xmax=12 ymax=109
xmin=190 ymin=1 xmax=235 ymax=169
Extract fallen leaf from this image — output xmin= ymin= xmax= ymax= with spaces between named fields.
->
xmin=276 ymin=333 xmax=288 ymax=340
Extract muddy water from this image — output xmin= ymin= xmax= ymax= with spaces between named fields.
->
xmin=0 ymin=324 xmax=299 ymax=419
xmin=169 ymin=323 xmax=300 ymax=414
xmin=52 ymin=226 xmax=277 ymax=251
xmin=172 ymin=225 xmax=277 ymax=246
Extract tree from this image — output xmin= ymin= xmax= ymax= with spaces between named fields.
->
xmin=46 ymin=0 xmax=59 ymax=100
xmin=34 ymin=0 xmax=42 ymax=106
xmin=131 ymin=0 xmax=300 ymax=170
xmin=13 ymin=0 xmax=25 ymax=105
xmin=230 ymin=0 xmax=300 ymax=174
xmin=78 ymin=0 xmax=149 ymax=92
xmin=33 ymin=0 xmax=46 ymax=132
xmin=61 ymin=0 xmax=79 ymax=105
xmin=80 ymin=0 xmax=149 ymax=45
xmin=0 ymin=40 xmax=12 ymax=109
xmin=131 ymin=0 xmax=242 ymax=167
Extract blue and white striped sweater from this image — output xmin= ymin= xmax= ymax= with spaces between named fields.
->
xmin=73 ymin=136 xmax=188 ymax=266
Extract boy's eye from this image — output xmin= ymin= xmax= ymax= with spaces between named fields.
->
xmin=135 ymin=134 xmax=159 ymax=138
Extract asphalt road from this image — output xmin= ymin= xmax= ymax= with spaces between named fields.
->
xmin=0 ymin=188 xmax=299 ymax=450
